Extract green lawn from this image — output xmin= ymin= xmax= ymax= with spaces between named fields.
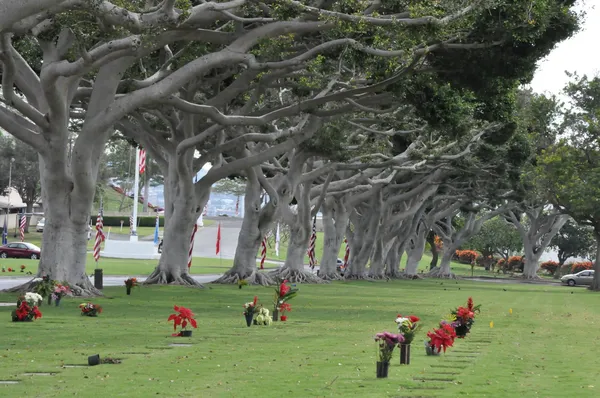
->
xmin=0 ymin=280 xmax=597 ymax=397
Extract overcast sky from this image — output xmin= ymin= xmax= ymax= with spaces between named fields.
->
xmin=529 ymin=1 xmax=599 ymax=96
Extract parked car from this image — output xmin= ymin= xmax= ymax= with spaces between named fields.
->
xmin=0 ymin=242 xmax=41 ymax=259
xmin=561 ymin=270 xmax=595 ymax=286
xmin=36 ymin=218 xmax=45 ymax=232
xmin=336 ymin=258 xmax=345 ymax=275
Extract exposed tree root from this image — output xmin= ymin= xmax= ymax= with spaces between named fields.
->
xmin=3 ymin=278 xmax=102 ymax=297
xmin=343 ymin=274 xmax=377 ymax=281
xmin=212 ymin=269 xmax=274 ymax=286
xmin=396 ymin=273 xmax=424 ymax=280
xmin=143 ymin=269 xmax=203 ymax=287
xmin=268 ymin=268 xmax=328 ymax=284
xmin=427 ymin=267 xmax=457 ymax=279
xmin=317 ymin=272 xmax=345 ymax=281
xmin=367 ymin=273 xmax=390 ymax=280
xmin=519 ymin=274 xmax=542 ymax=280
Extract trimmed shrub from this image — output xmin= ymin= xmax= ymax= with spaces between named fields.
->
xmin=570 ymin=261 xmax=593 ymax=274
xmin=89 ymin=215 xmax=165 ymax=227
xmin=507 ymin=256 xmax=524 ymax=271
xmin=455 ymin=250 xmax=479 ymax=264
xmin=540 ymin=261 xmax=559 ymax=275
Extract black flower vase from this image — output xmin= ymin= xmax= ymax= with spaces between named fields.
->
xmin=88 ymin=354 xmax=100 ymax=366
xmin=455 ymin=324 xmax=469 ymax=338
xmin=400 ymin=343 xmax=411 ymax=365
xmin=273 ymin=309 xmax=279 ymax=322
xmin=376 ymin=361 xmax=389 ymax=378
xmin=47 ymin=295 xmax=52 ymax=305
xmin=126 ymin=287 xmax=131 ymax=295
xmin=425 ymin=344 xmax=441 ymax=356
xmin=181 ymin=330 xmax=192 ymax=337
xmin=244 ymin=312 xmax=253 ymax=327
xmin=55 ymin=298 xmax=61 ymax=307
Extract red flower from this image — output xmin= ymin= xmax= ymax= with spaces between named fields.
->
xmin=32 ymin=306 xmax=42 ymax=319
xmin=456 ymin=306 xmax=474 ymax=321
xmin=467 ymin=297 xmax=474 ymax=312
xmin=167 ymin=305 xmax=198 ymax=332
xmin=279 ymin=281 xmax=290 ymax=298
xmin=7 ymin=268 xmax=12 ymax=272
xmin=279 ymin=303 xmax=292 ymax=313
xmin=280 ymin=315 xmax=287 ymax=321
xmin=20 ymin=265 xmax=25 ymax=270
xmin=252 ymin=296 xmax=257 ymax=307
xmin=408 ymin=315 xmax=420 ymax=323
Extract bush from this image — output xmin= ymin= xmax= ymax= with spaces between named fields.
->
xmin=540 ymin=261 xmax=559 ymax=275
xmin=89 ymin=215 xmax=165 ymax=227
xmin=507 ymin=256 xmax=524 ymax=271
xmin=455 ymin=250 xmax=479 ymax=264
xmin=570 ymin=261 xmax=593 ymax=274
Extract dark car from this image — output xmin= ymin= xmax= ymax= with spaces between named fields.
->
xmin=0 ymin=242 xmax=41 ymax=259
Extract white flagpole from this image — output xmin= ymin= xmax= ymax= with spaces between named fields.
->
xmin=275 ymin=223 xmax=280 ymax=258
xmin=130 ymin=147 xmax=140 ymax=241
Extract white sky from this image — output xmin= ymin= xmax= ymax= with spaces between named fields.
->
xmin=529 ymin=1 xmax=599 ymax=96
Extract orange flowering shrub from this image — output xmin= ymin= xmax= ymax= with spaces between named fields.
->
xmin=570 ymin=261 xmax=593 ymax=274
xmin=540 ymin=261 xmax=559 ymax=275
xmin=455 ymin=250 xmax=479 ymax=264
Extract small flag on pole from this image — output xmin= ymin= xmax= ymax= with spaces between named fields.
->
xmin=153 ymin=213 xmax=160 ymax=245
xmin=275 ymin=223 xmax=280 ymax=257
xmin=19 ymin=212 xmax=26 ymax=242
xmin=342 ymin=238 xmax=350 ymax=270
xmin=216 ymin=222 xmax=221 ymax=255
xmin=308 ymin=216 xmax=317 ymax=269
xmin=188 ymin=224 xmax=197 ymax=269
xmin=139 ymin=148 xmax=146 ymax=174
xmin=260 ymin=236 xmax=267 ymax=269
xmin=93 ymin=205 xmax=105 ymax=262
xmin=2 ymin=214 xmax=8 ymax=245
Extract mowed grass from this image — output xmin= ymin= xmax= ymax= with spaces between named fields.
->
xmin=0 ymin=280 xmax=598 ymax=397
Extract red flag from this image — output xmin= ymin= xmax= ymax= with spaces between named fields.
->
xmin=188 ymin=224 xmax=197 ymax=269
xmin=216 ymin=222 xmax=221 ymax=255
xmin=139 ymin=148 xmax=146 ymax=174
xmin=260 ymin=237 xmax=267 ymax=270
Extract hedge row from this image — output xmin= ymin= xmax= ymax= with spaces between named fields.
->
xmin=90 ymin=216 xmax=165 ymax=227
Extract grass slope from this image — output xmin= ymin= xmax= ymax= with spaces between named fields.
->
xmin=0 ymin=280 xmax=597 ymax=397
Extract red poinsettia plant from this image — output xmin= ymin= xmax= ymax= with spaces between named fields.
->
xmin=426 ymin=322 xmax=456 ymax=353
xmin=11 ymin=301 xmax=42 ymax=322
xmin=279 ymin=302 xmax=292 ymax=321
xmin=168 ymin=305 xmax=198 ymax=336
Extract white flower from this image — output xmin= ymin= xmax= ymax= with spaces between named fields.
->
xmin=395 ymin=317 xmax=409 ymax=325
xmin=24 ymin=292 xmax=43 ymax=306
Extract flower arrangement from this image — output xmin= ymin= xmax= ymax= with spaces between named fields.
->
xmin=79 ymin=303 xmax=103 ymax=317
xmin=11 ymin=300 xmax=42 ymax=322
xmin=167 ymin=305 xmax=198 ymax=336
xmin=20 ymin=265 xmax=25 ymax=272
xmin=33 ymin=275 xmax=55 ymax=299
xmin=450 ymin=297 xmax=481 ymax=338
xmin=21 ymin=292 xmax=43 ymax=307
xmin=7 ymin=267 xmax=14 ymax=272
xmin=238 ymin=279 xmax=248 ymax=289
xmin=124 ymin=278 xmax=138 ymax=288
xmin=279 ymin=302 xmax=291 ymax=322
xmin=243 ymin=296 xmax=259 ymax=316
xmin=395 ymin=314 xmax=420 ymax=344
xmin=254 ymin=306 xmax=273 ymax=326
xmin=51 ymin=284 xmax=71 ymax=302
xmin=1 ymin=266 xmax=4 ymax=272
xmin=274 ymin=280 xmax=298 ymax=320
xmin=426 ymin=322 xmax=456 ymax=353
xmin=374 ymin=332 xmax=404 ymax=363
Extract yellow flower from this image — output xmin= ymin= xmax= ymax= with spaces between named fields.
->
xmin=489 ymin=321 xmax=494 ymax=328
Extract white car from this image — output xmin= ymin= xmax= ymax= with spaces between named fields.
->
xmin=36 ymin=218 xmax=45 ymax=232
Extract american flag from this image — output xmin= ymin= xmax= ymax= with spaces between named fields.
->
xmin=19 ymin=213 xmax=26 ymax=241
xmin=308 ymin=216 xmax=317 ymax=269
xmin=188 ymin=224 xmax=197 ymax=269
xmin=93 ymin=205 xmax=106 ymax=262
xmin=342 ymin=238 xmax=350 ymax=270
xmin=139 ymin=148 xmax=146 ymax=174
xmin=260 ymin=236 xmax=267 ymax=269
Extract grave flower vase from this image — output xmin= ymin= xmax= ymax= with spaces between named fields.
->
xmin=376 ymin=361 xmax=389 ymax=378
xmin=244 ymin=312 xmax=253 ymax=327
xmin=400 ymin=343 xmax=411 ymax=365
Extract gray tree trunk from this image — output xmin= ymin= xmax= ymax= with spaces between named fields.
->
xmin=214 ymin=168 xmax=275 ymax=285
xmin=143 ymin=170 xmax=150 ymax=212
xmin=319 ymin=198 xmax=348 ymax=280
xmin=385 ymin=240 xmax=404 ymax=278
xmin=405 ymin=231 xmax=427 ymax=276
